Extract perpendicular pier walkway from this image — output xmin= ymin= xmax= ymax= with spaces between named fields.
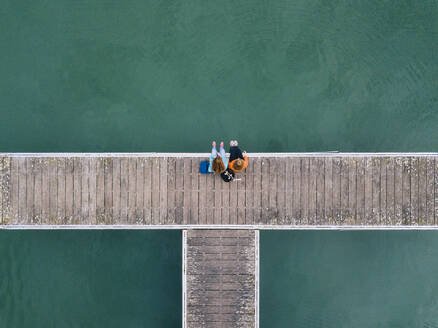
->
xmin=183 ymin=229 xmax=258 ymax=328
xmin=1 ymin=153 xmax=438 ymax=228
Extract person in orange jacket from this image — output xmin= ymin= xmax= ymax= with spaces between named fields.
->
xmin=228 ymin=140 xmax=248 ymax=173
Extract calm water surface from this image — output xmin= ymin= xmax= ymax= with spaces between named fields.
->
xmin=1 ymin=0 xmax=437 ymax=152
xmin=1 ymin=0 xmax=438 ymax=327
xmin=0 ymin=231 xmax=181 ymax=327
xmin=261 ymin=231 xmax=438 ymax=327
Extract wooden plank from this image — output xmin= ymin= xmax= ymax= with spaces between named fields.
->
xmin=73 ymin=158 xmax=83 ymax=224
xmin=340 ymin=158 xmax=351 ymax=225
xmin=111 ymin=158 xmax=120 ymax=223
xmin=253 ymin=157 xmax=262 ymax=225
xmin=81 ymin=158 xmax=90 ymax=224
xmin=96 ymin=158 xmax=105 ymax=224
xmin=160 ymin=157 xmax=168 ymax=224
xmin=1 ymin=158 xmax=5 ymax=223
xmin=188 ymin=229 xmax=253 ymax=238
xmin=380 ymin=158 xmax=387 ymax=226
xmin=167 ymin=157 xmax=176 ymax=224
xmin=128 ymin=157 xmax=137 ymax=224
xmin=189 ymin=158 xmax=198 ymax=225
xmin=221 ymin=161 xmax=230 ymax=225
xmin=410 ymin=157 xmax=419 ymax=225
xmin=394 ymin=157 xmax=403 ymax=225
xmin=229 ymin=160 xmax=238 ymax=225
xmin=315 ymin=157 xmax=324 ymax=225
xmin=102 ymin=158 xmax=112 ymax=224
xmin=213 ymin=163 xmax=221 ymax=225
xmin=292 ymin=158 xmax=301 ymax=224
xmin=426 ymin=157 xmax=434 ymax=225
xmin=434 ymin=157 xmax=438 ymax=225
xmin=48 ymin=158 xmax=57 ymax=224
xmin=371 ymin=157 xmax=381 ymax=225
xmin=284 ymin=157 xmax=292 ymax=224
xmin=26 ymin=158 xmax=35 ymax=224
xmin=0 ymin=157 xmax=3 ymax=223
xmin=300 ymin=157 xmax=309 ymax=225
xmin=88 ymin=158 xmax=97 ymax=225
xmin=205 ymin=168 xmax=214 ymax=225
xmin=308 ymin=157 xmax=317 ymax=225
xmin=386 ymin=157 xmax=395 ymax=225
xmin=261 ymin=158 xmax=270 ymax=224
xmin=236 ymin=165 xmax=247 ymax=225
xmin=276 ymin=158 xmax=286 ymax=224
xmin=402 ymin=157 xmax=411 ymax=225
xmin=135 ymin=157 xmax=144 ymax=224
xmin=10 ymin=157 xmax=19 ymax=224
xmin=347 ymin=158 xmax=357 ymax=225
xmin=1 ymin=157 xmax=11 ymax=224
xmin=57 ymin=158 xmax=66 ymax=224
xmin=1 ymin=158 xmax=6 ymax=223
xmin=143 ymin=158 xmax=152 ymax=224
xmin=64 ymin=158 xmax=74 ymax=224
xmin=32 ymin=158 xmax=42 ymax=224
xmin=363 ymin=157 xmax=373 ymax=225
xmin=356 ymin=157 xmax=365 ymax=225
xmin=119 ymin=157 xmax=129 ymax=224
xmin=17 ymin=157 xmax=27 ymax=224
xmin=269 ymin=158 xmax=279 ymax=224
xmin=244 ymin=158 xmax=254 ymax=225
xmin=40 ymin=158 xmax=49 ymax=224
xmin=183 ymin=158 xmax=191 ymax=224
xmin=4 ymin=157 xmax=11 ymax=224
xmin=418 ymin=157 xmax=427 ymax=225
xmin=323 ymin=157 xmax=334 ymax=224
xmin=174 ymin=158 xmax=184 ymax=224
xmin=332 ymin=157 xmax=341 ymax=224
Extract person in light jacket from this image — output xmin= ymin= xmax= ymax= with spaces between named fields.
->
xmin=209 ymin=141 xmax=228 ymax=173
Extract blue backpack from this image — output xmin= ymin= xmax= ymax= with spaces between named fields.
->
xmin=199 ymin=160 xmax=210 ymax=174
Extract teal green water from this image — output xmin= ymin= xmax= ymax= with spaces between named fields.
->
xmin=261 ymin=231 xmax=438 ymax=327
xmin=1 ymin=0 xmax=438 ymax=327
xmin=0 ymin=231 xmax=181 ymax=327
xmin=1 ymin=0 xmax=437 ymax=152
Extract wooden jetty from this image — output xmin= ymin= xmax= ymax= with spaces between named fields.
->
xmin=2 ymin=152 xmax=437 ymax=328
xmin=183 ymin=230 xmax=258 ymax=328
xmin=1 ymin=153 xmax=438 ymax=227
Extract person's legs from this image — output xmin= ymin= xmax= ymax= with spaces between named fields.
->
xmin=208 ymin=143 xmax=218 ymax=173
xmin=211 ymin=141 xmax=218 ymax=158
xmin=229 ymin=146 xmax=243 ymax=162
xmin=219 ymin=145 xmax=226 ymax=157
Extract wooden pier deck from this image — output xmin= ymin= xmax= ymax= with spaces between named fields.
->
xmin=1 ymin=153 xmax=438 ymax=227
xmin=183 ymin=229 xmax=258 ymax=328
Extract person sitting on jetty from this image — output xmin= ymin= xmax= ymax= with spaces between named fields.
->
xmin=228 ymin=140 xmax=248 ymax=173
xmin=209 ymin=141 xmax=228 ymax=174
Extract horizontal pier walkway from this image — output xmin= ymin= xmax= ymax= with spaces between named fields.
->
xmin=1 ymin=153 xmax=438 ymax=227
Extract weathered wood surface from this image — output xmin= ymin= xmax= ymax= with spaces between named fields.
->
xmin=1 ymin=154 xmax=437 ymax=226
xmin=185 ymin=229 xmax=256 ymax=328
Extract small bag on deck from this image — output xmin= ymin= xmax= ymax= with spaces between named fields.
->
xmin=220 ymin=168 xmax=235 ymax=182
xmin=199 ymin=160 xmax=210 ymax=174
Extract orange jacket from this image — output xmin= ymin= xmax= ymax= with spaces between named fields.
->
xmin=229 ymin=156 xmax=248 ymax=173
